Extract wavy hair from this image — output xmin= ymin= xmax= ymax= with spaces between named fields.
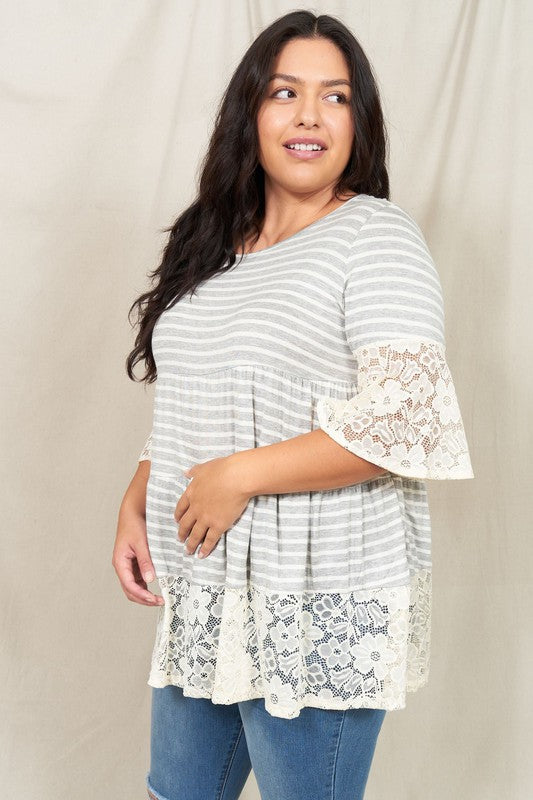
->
xmin=126 ymin=9 xmax=389 ymax=384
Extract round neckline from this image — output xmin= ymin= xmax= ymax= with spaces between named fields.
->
xmin=234 ymin=193 xmax=368 ymax=258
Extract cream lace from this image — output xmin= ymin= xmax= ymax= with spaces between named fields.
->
xmin=317 ymin=338 xmax=474 ymax=480
xmin=147 ymin=570 xmax=431 ymax=719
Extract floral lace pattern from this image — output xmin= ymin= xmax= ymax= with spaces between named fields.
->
xmin=138 ymin=432 xmax=152 ymax=462
xmin=316 ymin=338 xmax=474 ymax=480
xmin=147 ymin=570 xmax=431 ymax=719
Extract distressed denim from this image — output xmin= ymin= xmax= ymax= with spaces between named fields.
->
xmin=146 ymin=685 xmax=386 ymax=800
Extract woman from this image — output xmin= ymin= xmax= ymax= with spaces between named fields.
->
xmin=113 ymin=10 xmax=474 ymax=800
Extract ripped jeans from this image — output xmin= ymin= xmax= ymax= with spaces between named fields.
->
xmin=146 ymin=685 xmax=386 ymax=800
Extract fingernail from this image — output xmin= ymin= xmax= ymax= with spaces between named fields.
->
xmin=198 ymin=551 xmax=205 ymax=558
xmin=144 ymin=571 xmax=154 ymax=582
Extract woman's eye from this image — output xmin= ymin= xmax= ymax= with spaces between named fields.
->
xmin=272 ymin=88 xmax=348 ymax=104
xmin=272 ymin=88 xmax=295 ymax=99
xmin=327 ymin=92 xmax=348 ymax=104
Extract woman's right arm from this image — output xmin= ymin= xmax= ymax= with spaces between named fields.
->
xmin=112 ymin=459 xmax=164 ymax=606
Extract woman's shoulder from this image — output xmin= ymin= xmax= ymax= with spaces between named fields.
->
xmin=345 ymin=194 xmax=429 ymax=251
xmin=344 ymin=196 xmax=441 ymax=294
xmin=346 ymin=194 xmax=422 ymax=227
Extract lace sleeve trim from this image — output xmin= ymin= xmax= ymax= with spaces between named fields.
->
xmin=316 ymin=338 xmax=474 ymax=480
xmin=138 ymin=432 xmax=152 ymax=462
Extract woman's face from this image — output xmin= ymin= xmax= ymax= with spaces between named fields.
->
xmin=256 ymin=37 xmax=355 ymax=198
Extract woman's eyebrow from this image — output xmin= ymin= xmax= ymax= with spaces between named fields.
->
xmin=269 ymin=72 xmax=351 ymax=88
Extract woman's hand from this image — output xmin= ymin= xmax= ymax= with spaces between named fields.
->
xmin=112 ymin=467 xmax=164 ymax=606
xmin=175 ymin=454 xmax=251 ymax=559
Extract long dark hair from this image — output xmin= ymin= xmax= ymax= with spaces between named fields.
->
xmin=126 ymin=9 xmax=389 ymax=384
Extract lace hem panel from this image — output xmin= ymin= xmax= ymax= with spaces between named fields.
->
xmin=147 ymin=569 xmax=431 ymax=719
xmin=138 ymin=432 xmax=152 ymax=462
xmin=316 ymin=338 xmax=474 ymax=480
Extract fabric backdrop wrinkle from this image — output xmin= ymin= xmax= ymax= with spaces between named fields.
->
xmin=1 ymin=1 xmax=531 ymax=798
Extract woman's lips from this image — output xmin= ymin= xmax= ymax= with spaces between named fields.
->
xmin=283 ymin=145 xmax=327 ymax=160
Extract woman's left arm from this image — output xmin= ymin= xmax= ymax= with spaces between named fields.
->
xmin=177 ymin=204 xmax=474 ymax=557
xmin=176 ymin=439 xmax=385 ymax=559
xmin=227 ymin=430 xmax=387 ymax=497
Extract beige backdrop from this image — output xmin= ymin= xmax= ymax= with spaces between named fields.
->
xmin=2 ymin=1 xmax=531 ymax=798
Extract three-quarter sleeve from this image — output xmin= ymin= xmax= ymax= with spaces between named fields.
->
xmin=138 ymin=431 xmax=152 ymax=462
xmin=316 ymin=204 xmax=474 ymax=480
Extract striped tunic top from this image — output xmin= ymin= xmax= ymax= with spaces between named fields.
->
xmin=137 ymin=193 xmax=474 ymax=719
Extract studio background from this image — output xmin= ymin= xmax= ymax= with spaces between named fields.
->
xmin=1 ymin=1 xmax=530 ymax=798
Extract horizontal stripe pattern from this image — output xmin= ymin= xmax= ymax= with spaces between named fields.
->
xmin=145 ymin=470 xmax=431 ymax=592
xmin=140 ymin=194 xmax=446 ymax=591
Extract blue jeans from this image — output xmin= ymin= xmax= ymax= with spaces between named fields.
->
xmin=146 ymin=685 xmax=386 ymax=800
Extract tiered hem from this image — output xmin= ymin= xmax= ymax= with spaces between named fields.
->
xmin=147 ymin=569 xmax=431 ymax=719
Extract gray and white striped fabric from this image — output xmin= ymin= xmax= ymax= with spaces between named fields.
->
xmin=136 ymin=194 xmax=474 ymax=717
